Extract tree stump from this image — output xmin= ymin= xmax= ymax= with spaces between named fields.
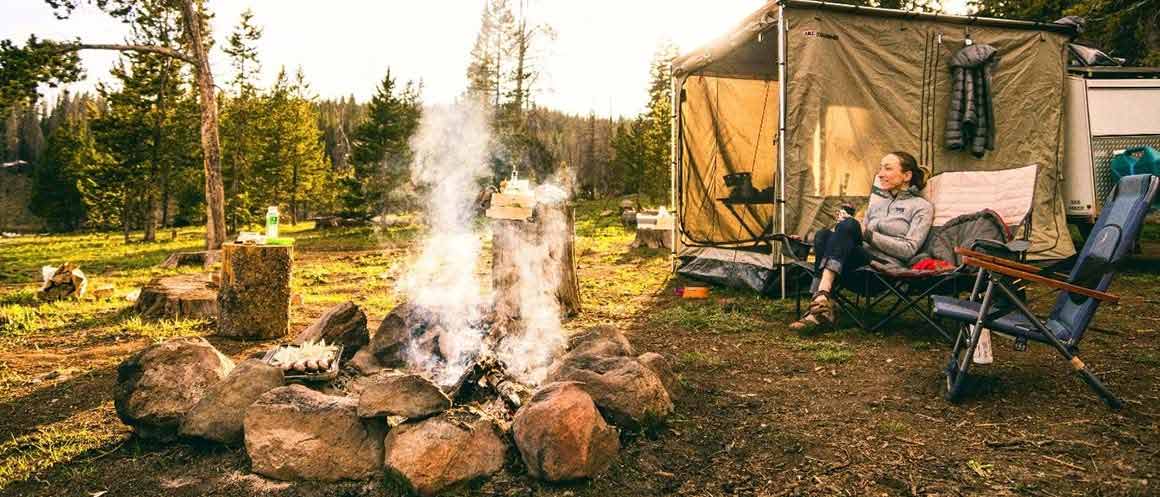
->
xmin=631 ymin=228 xmax=673 ymax=250
xmin=217 ymin=244 xmax=293 ymax=339
xmin=491 ymin=202 xmax=582 ymax=327
xmin=134 ymin=274 xmax=218 ymax=320
xmin=159 ymin=250 xmax=220 ymax=269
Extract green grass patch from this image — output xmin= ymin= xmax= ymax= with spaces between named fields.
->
xmin=649 ymin=302 xmax=765 ymax=334
xmin=678 ymin=351 xmax=724 ymax=368
xmin=0 ymin=304 xmax=40 ymax=337
xmin=786 ymin=338 xmax=856 ymax=364
xmin=0 ymin=409 xmax=124 ymax=491
xmin=118 ymin=316 xmax=209 ymax=342
xmin=1132 ymin=352 xmax=1160 ymax=367
xmin=879 ymin=419 xmax=910 ymax=435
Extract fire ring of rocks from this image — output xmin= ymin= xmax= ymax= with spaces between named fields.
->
xmin=113 ymin=303 xmax=676 ymax=495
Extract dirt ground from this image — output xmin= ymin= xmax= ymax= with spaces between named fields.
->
xmin=0 ymin=220 xmax=1157 ymax=497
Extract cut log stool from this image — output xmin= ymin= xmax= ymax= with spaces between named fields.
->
xmin=217 ymin=243 xmax=293 ymax=339
xmin=134 ymin=274 xmax=218 ymax=320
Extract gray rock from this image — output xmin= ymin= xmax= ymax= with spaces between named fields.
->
xmin=546 ymin=355 xmax=673 ymax=430
xmin=358 ymin=373 xmax=450 ymax=420
xmin=637 ymin=352 xmax=680 ymax=401
xmin=114 ymin=337 xmax=235 ymax=441
xmin=244 ymin=385 xmax=386 ymax=481
xmin=179 ymin=359 xmax=283 ymax=444
xmin=513 ymin=382 xmax=619 ymax=481
xmin=567 ymin=325 xmax=635 ymax=357
xmin=352 ymin=303 xmax=425 ymax=373
xmin=383 ymin=411 xmax=507 ymax=496
xmin=293 ymin=301 xmax=368 ymax=358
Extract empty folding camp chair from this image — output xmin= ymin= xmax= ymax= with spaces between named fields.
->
xmin=778 ymin=164 xmax=1039 ymax=341
xmin=933 ymin=174 xmax=1159 ymax=409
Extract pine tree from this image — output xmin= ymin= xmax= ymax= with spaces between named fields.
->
xmin=639 ymin=41 xmax=678 ymax=201
xmin=221 ymin=9 xmax=265 ymax=231
xmin=33 ymin=106 xmax=89 ymax=230
xmin=348 ymin=70 xmax=421 ymax=217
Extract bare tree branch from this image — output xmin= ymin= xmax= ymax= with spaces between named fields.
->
xmin=52 ymin=42 xmax=196 ymax=64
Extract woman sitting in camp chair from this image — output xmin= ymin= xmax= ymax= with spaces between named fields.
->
xmin=790 ymin=151 xmax=934 ymax=331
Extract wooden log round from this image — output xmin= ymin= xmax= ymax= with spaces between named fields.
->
xmin=216 ymin=243 xmax=293 ymax=340
xmin=134 ymin=274 xmax=218 ymax=320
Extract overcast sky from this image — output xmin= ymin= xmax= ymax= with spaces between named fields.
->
xmin=2 ymin=1 xmax=970 ymax=117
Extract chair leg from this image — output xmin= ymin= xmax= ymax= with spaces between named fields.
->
xmin=992 ymin=281 xmax=1124 ymax=410
xmin=946 ymin=278 xmax=996 ymax=402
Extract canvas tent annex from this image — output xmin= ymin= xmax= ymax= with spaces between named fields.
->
xmin=672 ymin=0 xmax=1078 ymax=295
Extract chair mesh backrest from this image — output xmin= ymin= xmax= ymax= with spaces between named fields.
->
xmin=1047 ymin=174 xmax=1159 ymax=343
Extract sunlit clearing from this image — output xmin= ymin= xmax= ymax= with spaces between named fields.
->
xmin=942 ymin=0 xmax=972 ymax=15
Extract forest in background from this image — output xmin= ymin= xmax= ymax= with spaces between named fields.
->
xmin=1 ymin=0 xmax=1155 ymax=239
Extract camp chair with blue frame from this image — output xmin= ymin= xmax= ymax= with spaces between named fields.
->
xmin=933 ymin=174 xmax=1158 ymax=409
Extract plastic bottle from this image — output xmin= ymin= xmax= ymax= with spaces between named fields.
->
xmin=266 ymin=206 xmax=280 ymax=239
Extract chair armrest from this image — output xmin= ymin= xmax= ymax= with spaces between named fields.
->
xmin=961 ymin=255 xmax=1120 ymax=304
xmin=955 ymin=247 xmax=1041 ymax=273
xmin=770 ymin=234 xmax=812 ymax=261
xmin=970 ymin=238 xmax=1030 ymax=257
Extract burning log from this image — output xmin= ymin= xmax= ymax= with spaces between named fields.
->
xmin=451 ymin=353 xmax=531 ymax=411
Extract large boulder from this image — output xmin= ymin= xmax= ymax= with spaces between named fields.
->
xmin=637 ymin=352 xmax=679 ymax=401
xmin=566 ymin=325 xmax=635 ymax=358
xmin=358 ymin=373 xmax=450 ymax=420
xmin=114 ymin=337 xmax=235 ymax=441
xmin=179 ymin=359 xmax=283 ymax=445
xmin=383 ymin=411 xmax=507 ymax=496
xmin=546 ymin=355 xmax=673 ymax=430
xmin=513 ymin=382 xmax=619 ymax=481
xmin=244 ymin=385 xmax=386 ymax=481
xmin=293 ymin=301 xmax=368 ymax=358
xmin=350 ymin=303 xmax=423 ymax=374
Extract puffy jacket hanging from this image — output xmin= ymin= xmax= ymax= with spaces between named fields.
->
xmin=945 ymin=44 xmax=999 ymax=158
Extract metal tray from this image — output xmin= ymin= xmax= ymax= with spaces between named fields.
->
xmin=262 ymin=344 xmax=343 ymax=382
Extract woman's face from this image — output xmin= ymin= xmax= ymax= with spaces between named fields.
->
xmin=877 ymin=154 xmax=912 ymax=192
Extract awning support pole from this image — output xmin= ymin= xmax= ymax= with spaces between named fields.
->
xmin=777 ymin=4 xmax=788 ymax=299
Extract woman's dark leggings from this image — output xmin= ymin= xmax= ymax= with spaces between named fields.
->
xmin=812 ymin=218 xmax=870 ymax=291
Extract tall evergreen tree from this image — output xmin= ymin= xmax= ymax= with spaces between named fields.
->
xmin=221 ymin=8 xmax=265 ymax=231
xmin=348 ymin=70 xmax=421 ymax=217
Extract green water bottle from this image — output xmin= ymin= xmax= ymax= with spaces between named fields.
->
xmin=265 ymin=206 xmax=279 ymax=239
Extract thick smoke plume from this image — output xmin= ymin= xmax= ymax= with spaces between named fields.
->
xmin=397 ymin=101 xmax=570 ymax=387
xmin=397 ymin=101 xmax=492 ymax=386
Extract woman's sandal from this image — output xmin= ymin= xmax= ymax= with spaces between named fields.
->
xmin=789 ymin=292 xmax=836 ymax=331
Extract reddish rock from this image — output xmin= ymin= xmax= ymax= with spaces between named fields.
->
xmin=113 ymin=337 xmax=234 ymax=441
xmin=383 ymin=411 xmax=507 ymax=496
xmin=244 ymin=385 xmax=385 ymax=481
xmin=513 ymin=382 xmax=620 ymax=481
xmin=546 ymin=355 xmax=673 ymax=430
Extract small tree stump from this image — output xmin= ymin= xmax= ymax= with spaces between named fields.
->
xmin=217 ymin=244 xmax=293 ymax=340
xmin=631 ymin=228 xmax=673 ymax=250
xmin=134 ymin=274 xmax=218 ymax=320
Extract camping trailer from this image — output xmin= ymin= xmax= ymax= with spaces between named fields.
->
xmin=671 ymin=0 xmax=1082 ymax=295
xmin=1062 ymin=65 xmax=1160 ymax=228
